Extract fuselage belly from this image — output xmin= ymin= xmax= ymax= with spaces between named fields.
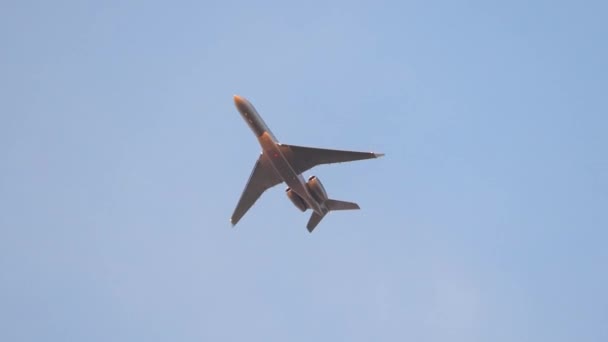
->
xmin=235 ymin=96 xmax=325 ymax=214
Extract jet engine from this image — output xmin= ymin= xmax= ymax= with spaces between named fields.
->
xmin=286 ymin=188 xmax=308 ymax=212
xmin=306 ymin=176 xmax=328 ymax=203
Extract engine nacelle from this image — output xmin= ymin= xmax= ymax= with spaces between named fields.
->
xmin=306 ymin=175 xmax=328 ymax=203
xmin=286 ymin=188 xmax=308 ymax=212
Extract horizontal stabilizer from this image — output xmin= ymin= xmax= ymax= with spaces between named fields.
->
xmin=307 ymin=212 xmax=326 ymax=232
xmin=326 ymin=199 xmax=360 ymax=211
xmin=307 ymin=199 xmax=360 ymax=233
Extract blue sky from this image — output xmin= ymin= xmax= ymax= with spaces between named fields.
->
xmin=1 ymin=1 xmax=607 ymax=341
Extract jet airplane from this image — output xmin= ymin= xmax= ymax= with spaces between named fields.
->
xmin=230 ymin=95 xmax=383 ymax=232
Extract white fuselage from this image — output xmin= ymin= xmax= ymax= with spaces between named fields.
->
xmin=234 ymin=95 xmax=326 ymax=214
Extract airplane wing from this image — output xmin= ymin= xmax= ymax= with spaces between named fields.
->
xmin=281 ymin=144 xmax=384 ymax=175
xmin=230 ymin=154 xmax=282 ymax=226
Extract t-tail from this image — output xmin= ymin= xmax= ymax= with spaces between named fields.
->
xmin=307 ymin=199 xmax=360 ymax=232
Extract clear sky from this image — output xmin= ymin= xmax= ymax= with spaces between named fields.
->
xmin=1 ymin=1 xmax=607 ymax=341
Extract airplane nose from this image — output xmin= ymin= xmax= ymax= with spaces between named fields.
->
xmin=233 ymin=95 xmax=249 ymax=112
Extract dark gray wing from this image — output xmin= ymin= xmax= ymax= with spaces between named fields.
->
xmin=280 ymin=144 xmax=384 ymax=175
xmin=230 ymin=154 xmax=282 ymax=226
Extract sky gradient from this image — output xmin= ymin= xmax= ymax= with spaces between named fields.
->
xmin=1 ymin=1 xmax=607 ymax=341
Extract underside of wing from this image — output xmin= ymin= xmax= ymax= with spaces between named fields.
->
xmin=280 ymin=144 xmax=384 ymax=175
xmin=230 ymin=154 xmax=282 ymax=226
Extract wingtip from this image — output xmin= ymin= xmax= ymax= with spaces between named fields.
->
xmin=374 ymin=153 xmax=385 ymax=158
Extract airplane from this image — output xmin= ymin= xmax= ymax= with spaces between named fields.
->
xmin=230 ymin=95 xmax=384 ymax=232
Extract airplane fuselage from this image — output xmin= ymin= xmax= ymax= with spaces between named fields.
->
xmin=234 ymin=95 xmax=327 ymax=214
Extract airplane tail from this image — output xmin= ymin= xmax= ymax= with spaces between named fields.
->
xmin=306 ymin=199 xmax=360 ymax=232
xmin=326 ymin=199 xmax=360 ymax=211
